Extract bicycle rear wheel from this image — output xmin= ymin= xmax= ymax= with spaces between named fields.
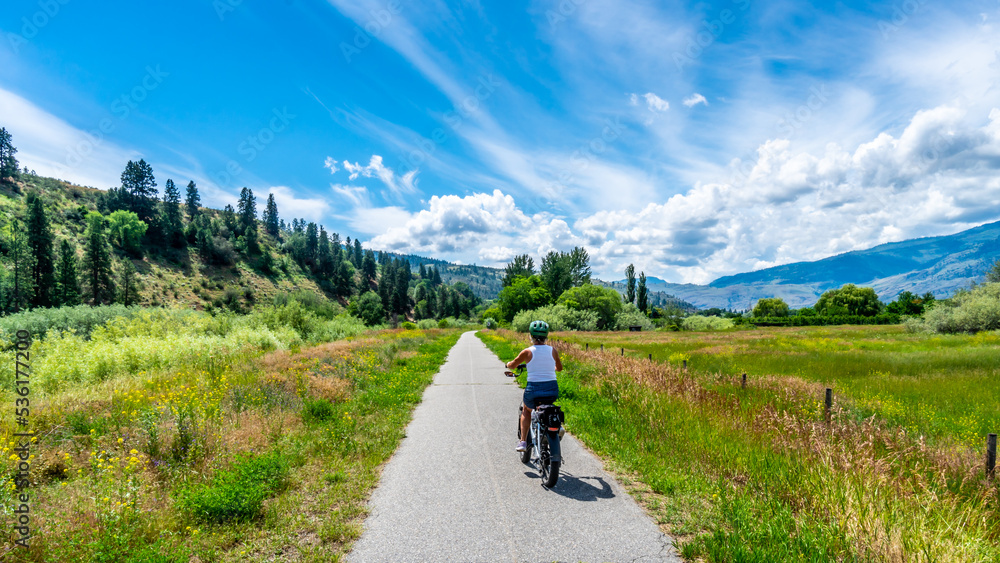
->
xmin=538 ymin=433 xmax=559 ymax=488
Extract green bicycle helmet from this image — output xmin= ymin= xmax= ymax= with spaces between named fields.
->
xmin=528 ymin=320 xmax=550 ymax=338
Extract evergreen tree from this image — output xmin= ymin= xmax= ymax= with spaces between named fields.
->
xmin=263 ymin=193 xmax=280 ymax=237
xmin=637 ymin=271 xmax=648 ymax=314
xmin=336 ymin=259 xmax=352 ymax=297
xmin=196 ymin=223 xmax=216 ymax=261
xmin=305 ymin=222 xmax=318 ymax=268
xmin=81 ymin=212 xmax=115 ymax=305
xmin=8 ymin=219 xmax=33 ymax=312
xmin=361 ymin=250 xmax=377 ymax=290
xmin=237 ymin=187 xmax=257 ymax=237
xmin=117 ymin=259 xmax=141 ymax=306
xmin=120 ymin=159 xmax=158 ymax=223
xmin=25 ymin=192 xmax=56 ymax=307
xmin=55 ymin=239 xmax=80 ymax=306
xmin=419 ymin=263 xmax=427 ymax=280
xmin=222 ymin=205 xmax=237 ymax=235
xmin=162 ymin=179 xmax=184 ymax=247
xmin=317 ymin=227 xmax=333 ymax=277
xmin=185 ymin=181 xmax=201 ymax=221
xmin=431 ymin=266 xmax=442 ymax=286
xmin=353 ymin=239 xmax=363 ymax=267
xmin=624 ymin=264 xmax=636 ymax=304
xmin=0 ymin=127 xmax=20 ymax=184
xmin=378 ymin=262 xmax=394 ymax=312
xmin=394 ymin=260 xmax=410 ymax=314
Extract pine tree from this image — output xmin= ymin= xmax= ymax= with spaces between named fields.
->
xmin=431 ymin=266 xmax=442 ymax=286
xmin=317 ymin=227 xmax=333 ymax=277
xmin=419 ymin=263 xmax=427 ymax=280
xmin=394 ymin=261 xmax=410 ymax=314
xmin=237 ymin=187 xmax=257 ymax=237
xmin=263 ymin=193 xmax=279 ymax=237
xmin=361 ymin=250 xmax=377 ymax=289
xmin=0 ymin=127 xmax=20 ymax=184
xmin=637 ymin=271 xmax=648 ymax=314
xmin=25 ymin=192 xmax=56 ymax=307
xmin=81 ymin=213 xmax=115 ymax=305
xmin=378 ymin=262 xmax=394 ymax=312
xmin=162 ymin=179 xmax=184 ymax=247
xmin=117 ymin=259 xmax=141 ymax=306
xmin=120 ymin=159 xmax=158 ymax=223
xmin=8 ymin=219 xmax=33 ymax=312
xmin=305 ymin=222 xmax=318 ymax=268
xmin=55 ymin=239 xmax=80 ymax=306
xmin=185 ymin=181 xmax=201 ymax=221
xmin=222 ymin=205 xmax=237 ymax=235
xmin=353 ymin=239 xmax=363 ymax=267
xmin=624 ymin=264 xmax=636 ymax=304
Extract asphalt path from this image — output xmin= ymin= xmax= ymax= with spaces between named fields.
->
xmin=347 ymin=331 xmax=680 ymax=563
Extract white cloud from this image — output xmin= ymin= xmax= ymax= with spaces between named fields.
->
xmin=642 ymin=92 xmax=669 ymax=112
xmin=366 ymin=104 xmax=1000 ymax=282
xmin=331 ymin=183 xmax=370 ymax=208
xmin=333 ymin=154 xmax=418 ymax=197
xmin=266 ymin=186 xmax=330 ymax=222
xmin=323 ymin=157 xmax=339 ymax=173
xmin=683 ymin=93 xmax=707 ymax=107
xmin=0 ymin=87 xmax=141 ymax=189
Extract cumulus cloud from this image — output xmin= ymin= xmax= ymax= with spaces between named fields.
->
xmin=323 ymin=157 xmax=339 ymax=173
xmin=683 ymin=93 xmax=707 ymax=107
xmin=367 ymin=104 xmax=1000 ymax=283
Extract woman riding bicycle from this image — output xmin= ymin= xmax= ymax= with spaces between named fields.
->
xmin=506 ymin=320 xmax=563 ymax=452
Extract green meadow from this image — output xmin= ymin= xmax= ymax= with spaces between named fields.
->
xmin=0 ymin=307 xmax=461 ymax=562
xmin=479 ymin=326 xmax=1000 ymax=562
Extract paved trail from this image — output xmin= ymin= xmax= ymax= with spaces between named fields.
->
xmin=348 ymin=331 xmax=680 ymax=563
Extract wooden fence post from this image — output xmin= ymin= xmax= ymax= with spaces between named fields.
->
xmin=825 ymin=388 xmax=833 ymax=423
xmin=585 ymin=343 xmax=588 ymax=351
xmin=683 ymin=360 xmax=688 ymax=373
xmin=648 ymin=353 xmax=652 ymax=361
xmin=621 ymin=348 xmax=624 ymax=356
xmin=600 ymin=344 xmax=603 ymax=351
xmin=741 ymin=373 xmax=747 ymax=389
xmin=988 ymin=433 xmax=997 ymax=479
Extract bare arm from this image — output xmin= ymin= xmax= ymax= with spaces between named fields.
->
xmin=506 ymin=349 xmax=533 ymax=369
xmin=552 ymin=348 xmax=563 ymax=371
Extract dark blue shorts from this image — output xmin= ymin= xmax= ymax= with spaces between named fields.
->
xmin=523 ymin=380 xmax=559 ymax=409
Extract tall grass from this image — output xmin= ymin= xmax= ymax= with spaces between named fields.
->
xmin=480 ymin=329 xmax=1000 ymax=562
xmin=0 ymin=322 xmax=461 ymax=562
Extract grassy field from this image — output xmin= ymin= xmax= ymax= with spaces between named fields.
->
xmin=479 ymin=326 xmax=1000 ymax=562
xmin=557 ymin=325 xmax=1000 ymax=448
xmin=0 ymin=309 xmax=461 ymax=562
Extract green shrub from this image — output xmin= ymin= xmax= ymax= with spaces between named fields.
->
xmin=614 ymin=304 xmax=654 ymax=331
xmin=349 ymin=291 xmax=385 ymax=326
xmin=273 ymin=290 xmax=340 ymax=320
xmin=401 ymin=321 xmax=417 ymax=330
xmin=437 ymin=319 xmax=450 ymax=328
xmin=681 ymin=315 xmax=735 ymax=331
xmin=303 ymin=398 xmax=336 ymax=422
xmin=913 ymin=283 xmax=1000 ymax=333
xmin=178 ymin=451 xmax=290 ymax=524
xmin=416 ymin=319 xmax=439 ymax=330
xmin=483 ymin=317 xmax=497 ymax=329
xmin=0 ymin=304 xmax=140 ymax=343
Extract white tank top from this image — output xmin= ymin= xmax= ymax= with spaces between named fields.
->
xmin=526 ymin=345 xmax=557 ymax=382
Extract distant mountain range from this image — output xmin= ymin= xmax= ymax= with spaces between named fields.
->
xmin=631 ymin=221 xmax=1000 ymax=310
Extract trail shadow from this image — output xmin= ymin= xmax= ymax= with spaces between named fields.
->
xmin=523 ymin=467 xmax=615 ymax=501
xmin=550 ymin=472 xmax=615 ymax=501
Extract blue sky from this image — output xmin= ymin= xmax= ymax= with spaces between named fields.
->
xmin=2 ymin=0 xmax=1000 ymax=282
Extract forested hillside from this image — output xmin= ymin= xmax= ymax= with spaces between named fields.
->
xmin=0 ymin=152 xmax=483 ymax=324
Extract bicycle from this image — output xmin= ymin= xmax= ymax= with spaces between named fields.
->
xmin=507 ymin=364 xmax=564 ymax=488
